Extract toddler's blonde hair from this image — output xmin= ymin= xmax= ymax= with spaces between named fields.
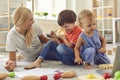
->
xmin=78 ymin=10 xmax=95 ymax=26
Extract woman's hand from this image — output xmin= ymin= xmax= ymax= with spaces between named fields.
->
xmin=5 ymin=60 xmax=16 ymax=71
xmin=98 ymin=47 xmax=106 ymax=53
xmin=74 ymin=57 xmax=83 ymax=65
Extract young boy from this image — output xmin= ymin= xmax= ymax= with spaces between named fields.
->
xmin=25 ymin=9 xmax=82 ymax=69
xmin=74 ymin=10 xmax=110 ymax=69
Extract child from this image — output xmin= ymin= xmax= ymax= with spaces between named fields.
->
xmin=74 ymin=10 xmax=110 ymax=69
xmin=25 ymin=9 xmax=82 ymax=69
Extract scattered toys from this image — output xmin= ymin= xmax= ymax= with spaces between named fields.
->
xmin=54 ymin=73 xmax=61 ymax=80
xmin=115 ymin=71 xmax=120 ymax=80
xmin=9 ymin=72 xmax=15 ymax=78
xmin=0 ymin=73 xmax=8 ymax=80
xmin=60 ymin=70 xmax=76 ymax=78
xmin=86 ymin=74 xmax=96 ymax=79
xmin=54 ymin=70 xmax=76 ymax=80
xmin=0 ymin=70 xmax=76 ymax=80
xmin=77 ymin=73 xmax=104 ymax=80
xmin=98 ymin=64 xmax=113 ymax=70
xmin=22 ymin=70 xmax=76 ymax=80
xmin=22 ymin=75 xmax=48 ymax=80
xmin=0 ymin=72 xmax=15 ymax=80
xmin=103 ymin=72 xmax=111 ymax=79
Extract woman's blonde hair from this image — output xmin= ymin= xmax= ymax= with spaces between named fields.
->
xmin=78 ymin=10 xmax=95 ymax=25
xmin=12 ymin=7 xmax=34 ymax=47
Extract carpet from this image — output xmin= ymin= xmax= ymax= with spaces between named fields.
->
xmin=0 ymin=52 xmax=115 ymax=80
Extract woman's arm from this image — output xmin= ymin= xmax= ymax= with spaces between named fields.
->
xmin=9 ymin=51 xmax=16 ymax=61
xmin=38 ymin=34 xmax=50 ymax=43
xmin=5 ymin=51 xmax=16 ymax=71
xmin=38 ymin=32 xmax=62 ymax=44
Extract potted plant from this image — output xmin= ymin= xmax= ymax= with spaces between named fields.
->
xmin=51 ymin=13 xmax=57 ymax=19
xmin=43 ymin=12 xmax=48 ymax=19
xmin=35 ymin=11 xmax=43 ymax=18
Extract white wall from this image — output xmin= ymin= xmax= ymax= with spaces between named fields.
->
xmin=34 ymin=0 xmax=92 ymax=15
xmin=66 ymin=0 xmax=76 ymax=11
xmin=66 ymin=0 xmax=92 ymax=15
xmin=75 ymin=0 xmax=92 ymax=15
xmin=34 ymin=0 xmax=93 ymax=34
xmin=35 ymin=19 xmax=60 ymax=34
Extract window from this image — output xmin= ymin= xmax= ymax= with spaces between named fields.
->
xmin=26 ymin=0 xmax=66 ymax=20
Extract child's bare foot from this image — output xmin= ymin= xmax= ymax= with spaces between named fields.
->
xmin=24 ymin=58 xmax=42 ymax=69
xmin=24 ymin=62 xmax=41 ymax=69
xmin=84 ymin=63 xmax=93 ymax=69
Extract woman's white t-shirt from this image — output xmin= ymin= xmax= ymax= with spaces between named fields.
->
xmin=6 ymin=23 xmax=43 ymax=61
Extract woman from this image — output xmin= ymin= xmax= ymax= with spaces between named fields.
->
xmin=5 ymin=7 xmax=51 ymax=71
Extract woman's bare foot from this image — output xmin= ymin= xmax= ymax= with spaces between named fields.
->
xmin=84 ymin=63 xmax=93 ymax=69
xmin=24 ymin=58 xmax=42 ymax=69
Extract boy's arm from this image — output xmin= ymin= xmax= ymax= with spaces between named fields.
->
xmin=49 ymin=30 xmax=62 ymax=44
xmin=54 ymin=37 xmax=62 ymax=44
xmin=62 ymin=37 xmax=74 ymax=48
xmin=63 ymin=27 xmax=82 ymax=48
xmin=59 ymin=33 xmax=79 ymax=48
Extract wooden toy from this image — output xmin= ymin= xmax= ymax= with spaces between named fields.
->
xmin=0 ymin=73 xmax=8 ymax=80
xmin=60 ymin=70 xmax=76 ymax=78
xmin=98 ymin=64 xmax=113 ymax=69
xmin=0 ymin=72 xmax=15 ymax=79
xmin=55 ymin=27 xmax=64 ymax=36
xmin=16 ymin=54 xmax=23 ymax=61
xmin=22 ymin=75 xmax=48 ymax=80
xmin=106 ymin=78 xmax=115 ymax=80
xmin=113 ymin=48 xmax=117 ymax=53
xmin=22 ymin=70 xmax=76 ymax=80
xmin=107 ymin=50 xmax=112 ymax=55
xmin=77 ymin=73 xmax=104 ymax=80
xmin=54 ymin=70 xmax=76 ymax=79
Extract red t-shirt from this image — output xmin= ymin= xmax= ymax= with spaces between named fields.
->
xmin=65 ymin=26 xmax=82 ymax=45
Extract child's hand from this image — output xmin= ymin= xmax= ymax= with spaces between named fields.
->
xmin=74 ymin=57 xmax=83 ymax=65
xmin=58 ymin=34 xmax=66 ymax=40
xmin=50 ymin=31 xmax=57 ymax=38
xmin=98 ymin=48 xmax=106 ymax=53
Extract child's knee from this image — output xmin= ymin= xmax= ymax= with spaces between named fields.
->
xmin=46 ymin=40 xmax=56 ymax=46
xmin=57 ymin=44 xmax=66 ymax=52
xmin=86 ymin=47 xmax=95 ymax=54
